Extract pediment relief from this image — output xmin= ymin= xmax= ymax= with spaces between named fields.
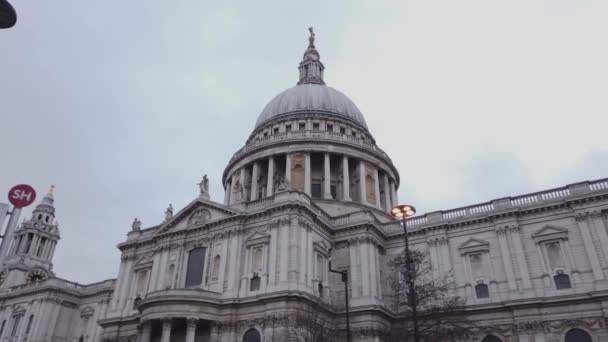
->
xmin=532 ymin=225 xmax=568 ymax=243
xmin=155 ymin=199 xmax=239 ymax=236
xmin=458 ymin=238 xmax=490 ymax=255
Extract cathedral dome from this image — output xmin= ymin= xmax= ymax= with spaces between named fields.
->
xmin=255 ymin=84 xmax=368 ymax=129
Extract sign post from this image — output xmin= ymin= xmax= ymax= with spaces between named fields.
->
xmin=0 ymin=185 xmax=36 ymax=260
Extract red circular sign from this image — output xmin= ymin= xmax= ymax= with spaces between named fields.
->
xmin=8 ymin=184 xmax=36 ymax=208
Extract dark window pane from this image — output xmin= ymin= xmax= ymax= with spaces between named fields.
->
xmin=565 ymin=328 xmax=592 ymax=342
xmin=286 ymin=125 xmax=292 ymax=132
xmin=554 ymin=274 xmax=572 ymax=289
xmin=243 ymin=329 xmax=261 ymax=342
xmin=185 ymin=247 xmax=206 ymax=288
xmin=340 ymin=127 xmax=346 ymax=134
xmin=299 ymin=123 xmax=306 ymax=130
xmin=330 ymin=185 xmax=336 ymax=199
xmin=326 ymin=124 xmax=333 ymax=131
xmin=482 ymin=336 xmax=502 ymax=342
xmin=250 ymin=275 xmax=260 ymax=291
xmin=311 ymin=184 xmax=322 ymax=198
xmin=475 ymin=284 xmax=489 ymax=298
xmin=313 ymin=123 xmax=320 ymax=130
xmin=273 ymin=128 xmax=279 ymax=134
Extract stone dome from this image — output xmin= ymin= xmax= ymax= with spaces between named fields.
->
xmin=255 ymin=83 xmax=368 ymax=130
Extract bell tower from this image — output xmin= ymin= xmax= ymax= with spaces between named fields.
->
xmin=0 ymin=186 xmax=60 ymax=288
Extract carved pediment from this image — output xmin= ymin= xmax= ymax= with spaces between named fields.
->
xmin=80 ymin=305 xmax=95 ymax=318
xmin=458 ymin=238 xmax=490 ymax=255
xmin=245 ymin=232 xmax=270 ymax=247
xmin=532 ymin=225 xmax=568 ymax=243
xmin=134 ymin=256 xmax=153 ymax=270
xmin=313 ymin=241 xmax=331 ymax=256
xmin=155 ymin=199 xmax=239 ymax=236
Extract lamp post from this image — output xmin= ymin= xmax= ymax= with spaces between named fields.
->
xmin=0 ymin=0 xmax=17 ymax=29
xmin=329 ymin=261 xmax=351 ymax=342
xmin=391 ymin=204 xmax=418 ymax=342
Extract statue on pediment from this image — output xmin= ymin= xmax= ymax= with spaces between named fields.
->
xmin=131 ymin=218 xmax=141 ymax=231
xmin=198 ymin=174 xmax=210 ymax=199
xmin=165 ymin=204 xmax=173 ymax=221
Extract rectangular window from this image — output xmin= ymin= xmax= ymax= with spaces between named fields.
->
xmin=10 ymin=316 xmax=21 ymax=337
xmin=311 ymin=184 xmax=322 ymax=198
xmin=299 ymin=123 xmax=306 ymax=131
xmin=185 ymin=247 xmax=207 ymax=288
xmin=263 ymin=132 xmax=268 ymax=137
xmin=0 ymin=320 xmax=5 ymax=338
xmin=326 ymin=124 xmax=333 ymax=132
xmin=313 ymin=122 xmax=320 ymax=130
xmin=273 ymin=127 xmax=279 ymax=134
xmin=340 ymin=127 xmax=346 ymax=134
xmin=286 ymin=124 xmax=292 ymax=132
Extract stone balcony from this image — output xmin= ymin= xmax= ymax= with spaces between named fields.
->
xmin=229 ymin=129 xmax=392 ymax=164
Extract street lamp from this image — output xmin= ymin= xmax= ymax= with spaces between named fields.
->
xmin=0 ymin=0 xmax=17 ymax=29
xmin=391 ymin=204 xmax=419 ymax=342
xmin=329 ymin=261 xmax=351 ymax=342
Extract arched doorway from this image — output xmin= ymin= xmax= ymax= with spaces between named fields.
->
xmin=565 ymin=328 xmax=592 ymax=342
xmin=243 ymin=328 xmax=261 ymax=342
xmin=482 ymin=336 xmax=502 ymax=342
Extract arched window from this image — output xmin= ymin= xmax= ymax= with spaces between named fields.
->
xmin=565 ymin=328 xmax=592 ymax=342
xmin=554 ymin=273 xmax=572 ymax=289
xmin=211 ymin=255 xmax=221 ymax=281
xmin=482 ymin=335 xmax=502 ymax=342
xmin=475 ymin=283 xmax=490 ymax=298
xmin=243 ymin=329 xmax=261 ymax=342
xmin=185 ymin=247 xmax=207 ymax=288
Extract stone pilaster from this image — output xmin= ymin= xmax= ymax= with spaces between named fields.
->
xmin=304 ymin=153 xmax=311 ymax=196
xmin=509 ymin=225 xmax=532 ymax=289
xmin=141 ymin=320 xmax=152 ymax=342
xmin=496 ymin=226 xmax=517 ymax=290
xmin=267 ymin=157 xmax=275 ymax=196
xmin=576 ymin=213 xmax=604 ymax=280
xmin=185 ymin=318 xmax=197 ymax=342
xmin=161 ymin=318 xmax=172 ymax=342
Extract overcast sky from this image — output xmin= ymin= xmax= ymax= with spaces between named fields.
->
xmin=1 ymin=0 xmax=607 ymax=284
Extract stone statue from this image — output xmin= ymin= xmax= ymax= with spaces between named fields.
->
xmin=198 ymin=174 xmax=210 ymax=199
xmin=165 ymin=204 xmax=173 ymax=221
xmin=308 ymin=27 xmax=315 ymax=47
xmin=131 ymin=218 xmax=141 ymax=231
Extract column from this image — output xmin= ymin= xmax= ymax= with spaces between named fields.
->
xmin=30 ymin=236 xmax=40 ymax=256
xmin=239 ymin=168 xmax=246 ymax=201
xmin=267 ymin=157 xmax=275 ymax=196
xmin=590 ymin=211 xmax=608 ymax=266
xmin=518 ymin=335 xmax=531 ymax=342
xmin=533 ymin=333 xmax=546 ymax=342
xmin=393 ymin=182 xmax=399 ymax=204
xmin=304 ymin=153 xmax=311 ymax=196
xmin=186 ymin=318 xmax=197 ymax=342
xmin=210 ymin=323 xmax=220 ymax=342
xmin=161 ymin=318 xmax=172 ymax=342
xmin=141 ymin=321 xmax=152 ymax=342
xmin=250 ymin=162 xmax=259 ymax=201
xmin=496 ymin=227 xmax=517 ymax=290
xmin=374 ymin=169 xmax=381 ymax=209
xmin=383 ymin=174 xmax=392 ymax=211
xmin=224 ymin=180 xmax=231 ymax=205
xmin=285 ymin=154 xmax=292 ymax=186
xmin=323 ymin=153 xmax=331 ymax=199
xmin=342 ymin=156 xmax=351 ymax=201
xmin=349 ymin=240 xmax=361 ymax=298
xmin=111 ymin=258 xmax=128 ymax=310
xmin=358 ymin=160 xmax=366 ymax=204
xmin=268 ymin=225 xmax=278 ymax=287
xmin=576 ymin=214 xmax=604 ymax=280
xmin=510 ymin=226 xmax=532 ymax=288
xmin=368 ymin=243 xmax=378 ymax=299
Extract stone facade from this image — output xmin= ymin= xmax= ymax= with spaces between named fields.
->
xmin=1 ymin=31 xmax=608 ymax=342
